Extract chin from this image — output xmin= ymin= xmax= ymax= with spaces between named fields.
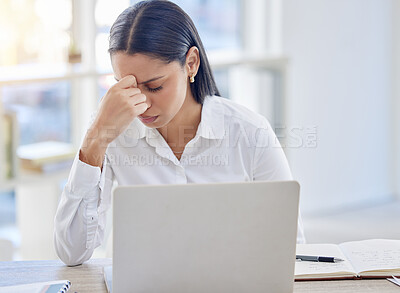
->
xmin=154 ymin=118 xmax=174 ymax=130
xmin=148 ymin=118 xmax=165 ymax=129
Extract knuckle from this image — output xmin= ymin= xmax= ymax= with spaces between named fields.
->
xmin=125 ymin=88 xmax=139 ymax=98
xmin=137 ymin=93 xmax=146 ymax=101
xmin=122 ymin=75 xmax=132 ymax=82
xmin=135 ymin=104 xmax=146 ymax=114
xmin=118 ymin=92 xmax=126 ymax=101
xmin=131 ymin=94 xmax=144 ymax=103
xmin=121 ymin=90 xmax=130 ymax=98
xmin=125 ymin=99 xmax=133 ymax=108
xmin=109 ymin=86 xmax=121 ymax=97
xmin=128 ymin=107 xmax=136 ymax=116
xmin=107 ymin=86 xmax=115 ymax=95
xmin=126 ymin=75 xmax=136 ymax=85
xmin=111 ymin=82 xmax=121 ymax=91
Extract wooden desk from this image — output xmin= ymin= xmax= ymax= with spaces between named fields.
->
xmin=0 ymin=258 xmax=398 ymax=293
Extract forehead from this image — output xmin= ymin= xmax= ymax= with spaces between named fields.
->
xmin=111 ymin=53 xmax=180 ymax=82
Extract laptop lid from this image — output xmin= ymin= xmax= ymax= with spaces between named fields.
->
xmin=112 ymin=180 xmax=299 ymax=293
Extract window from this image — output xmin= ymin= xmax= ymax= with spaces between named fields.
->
xmin=0 ymin=0 xmax=73 ymax=146
xmin=2 ymin=82 xmax=71 ymax=145
xmin=0 ymin=0 xmax=72 ymax=66
xmin=173 ymin=0 xmax=241 ymax=51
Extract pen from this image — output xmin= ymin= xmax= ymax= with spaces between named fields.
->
xmin=296 ymin=255 xmax=344 ymax=263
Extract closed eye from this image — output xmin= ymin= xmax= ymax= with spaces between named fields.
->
xmin=146 ymin=85 xmax=163 ymax=93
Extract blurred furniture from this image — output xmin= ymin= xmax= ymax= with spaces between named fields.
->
xmin=0 ymin=238 xmax=14 ymax=261
xmin=14 ymin=170 xmax=69 ymax=260
xmin=0 ymin=258 xmax=398 ymax=293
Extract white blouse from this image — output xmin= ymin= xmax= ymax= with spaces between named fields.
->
xmin=54 ymin=95 xmax=306 ymax=266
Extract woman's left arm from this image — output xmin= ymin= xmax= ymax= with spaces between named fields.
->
xmin=252 ymin=121 xmax=306 ymax=244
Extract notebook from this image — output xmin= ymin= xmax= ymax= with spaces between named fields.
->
xmin=111 ymin=181 xmax=300 ymax=293
xmin=295 ymin=239 xmax=400 ymax=280
xmin=0 ymin=280 xmax=71 ymax=293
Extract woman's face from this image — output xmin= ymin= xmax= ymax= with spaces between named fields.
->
xmin=111 ymin=52 xmax=193 ymax=129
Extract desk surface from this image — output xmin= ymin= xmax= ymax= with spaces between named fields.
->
xmin=0 ymin=258 xmax=398 ymax=293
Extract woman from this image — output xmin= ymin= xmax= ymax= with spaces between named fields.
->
xmin=54 ymin=0 xmax=305 ymax=266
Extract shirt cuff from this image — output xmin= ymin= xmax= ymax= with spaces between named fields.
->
xmin=66 ymin=153 xmax=102 ymax=197
xmin=98 ymin=154 xmax=108 ymax=192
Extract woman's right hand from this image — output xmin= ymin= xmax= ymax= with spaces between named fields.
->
xmin=80 ymin=75 xmax=149 ymax=168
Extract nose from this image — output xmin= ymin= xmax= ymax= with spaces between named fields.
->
xmin=146 ymin=97 xmax=152 ymax=109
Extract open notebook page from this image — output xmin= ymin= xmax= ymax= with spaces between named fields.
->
xmin=295 ymin=244 xmax=357 ymax=278
xmin=339 ymin=239 xmax=400 ymax=276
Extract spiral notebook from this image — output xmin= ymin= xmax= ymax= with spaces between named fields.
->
xmin=0 ymin=280 xmax=71 ymax=293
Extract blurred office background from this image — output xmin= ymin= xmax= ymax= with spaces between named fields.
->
xmin=0 ymin=0 xmax=399 ymax=261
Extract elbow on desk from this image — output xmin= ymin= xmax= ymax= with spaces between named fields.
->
xmin=53 ymin=234 xmax=91 ymax=267
xmin=54 ymin=242 xmax=83 ymax=266
xmin=64 ymin=259 xmax=84 ymax=267
xmin=55 ymin=244 xmax=88 ymax=267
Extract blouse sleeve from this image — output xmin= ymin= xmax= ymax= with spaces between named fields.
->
xmin=54 ymin=151 xmax=114 ymax=266
xmin=252 ymin=120 xmax=306 ymax=244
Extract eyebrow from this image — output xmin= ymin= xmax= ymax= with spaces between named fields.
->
xmin=114 ymin=75 xmax=165 ymax=84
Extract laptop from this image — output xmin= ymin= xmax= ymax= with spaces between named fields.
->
xmin=108 ymin=181 xmax=300 ymax=293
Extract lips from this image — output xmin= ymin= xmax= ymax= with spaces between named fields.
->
xmin=138 ymin=115 xmax=158 ymax=124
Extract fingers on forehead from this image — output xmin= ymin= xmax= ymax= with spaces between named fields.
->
xmin=118 ymin=75 xmax=137 ymax=88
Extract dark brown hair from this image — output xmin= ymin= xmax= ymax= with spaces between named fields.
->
xmin=109 ymin=0 xmax=220 ymax=104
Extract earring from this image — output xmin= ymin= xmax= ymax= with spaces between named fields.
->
xmin=189 ymin=74 xmax=195 ymax=83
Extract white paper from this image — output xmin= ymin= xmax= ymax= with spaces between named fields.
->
xmin=387 ymin=276 xmax=400 ymax=287
xmin=295 ymin=244 xmax=357 ymax=277
xmin=339 ymin=239 xmax=400 ymax=274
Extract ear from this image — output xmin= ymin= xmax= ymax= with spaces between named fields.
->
xmin=185 ymin=46 xmax=200 ymax=77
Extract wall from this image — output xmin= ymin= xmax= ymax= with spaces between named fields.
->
xmin=281 ymin=0 xmax=395 ymax=214
xmin=393 ymin=0 xmax=400 ymax=199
